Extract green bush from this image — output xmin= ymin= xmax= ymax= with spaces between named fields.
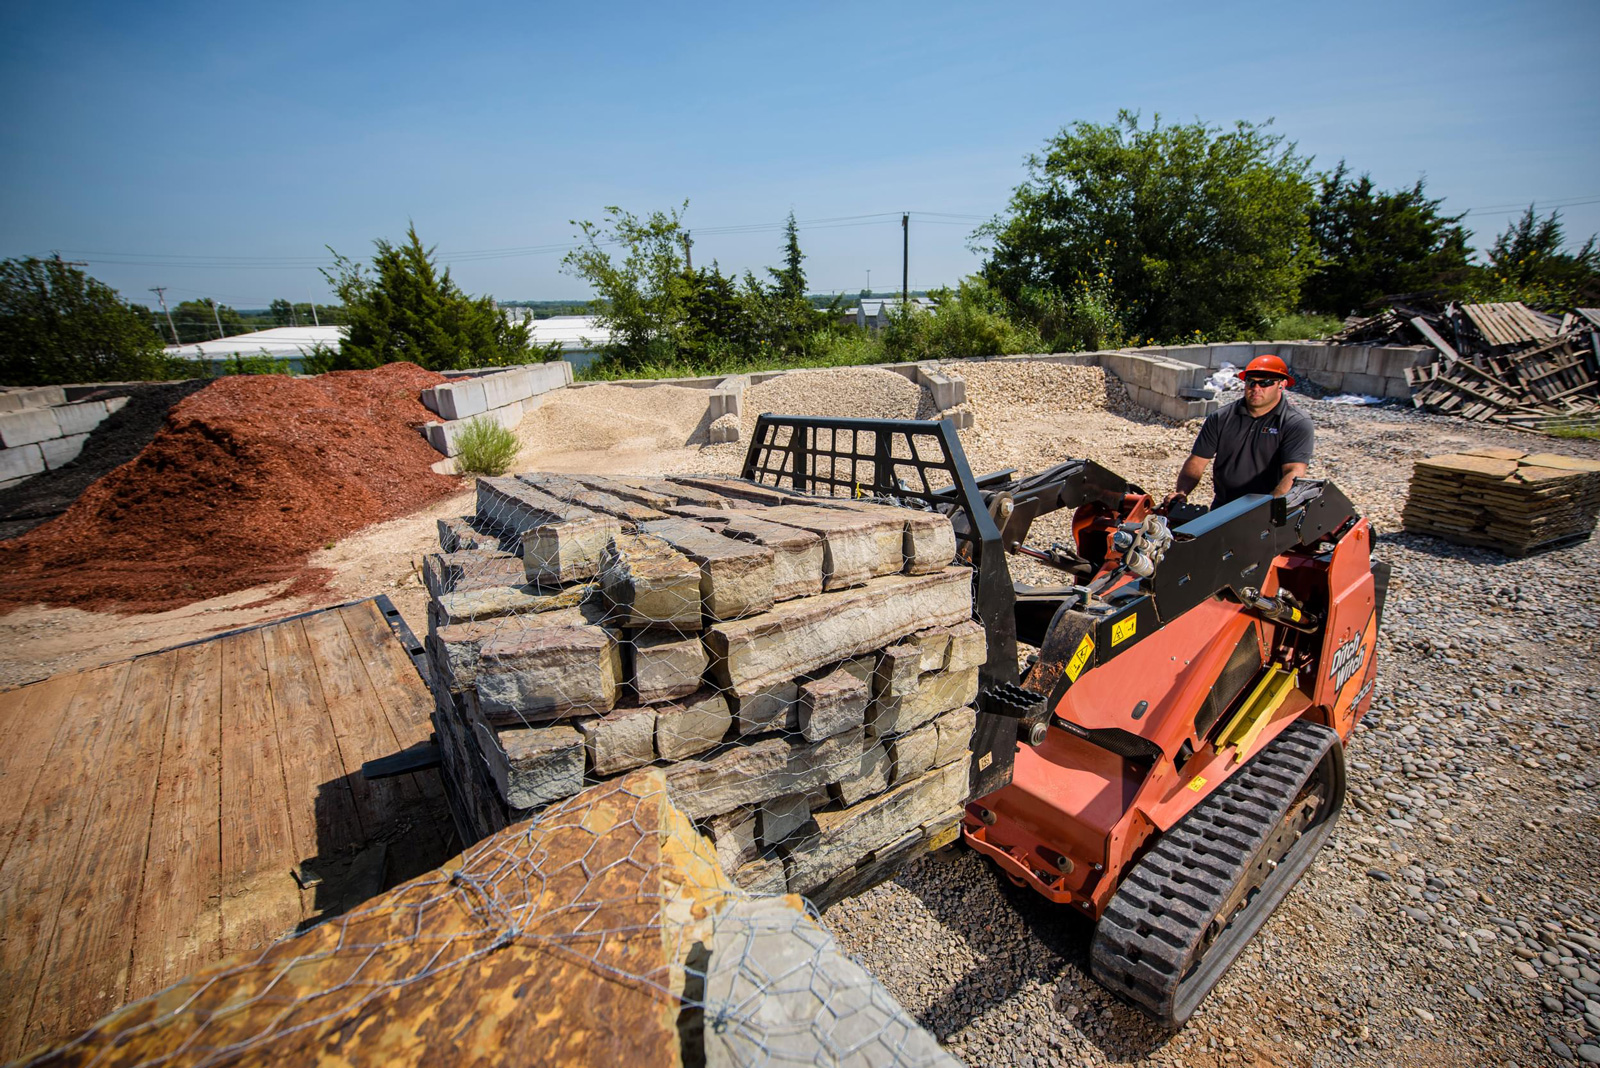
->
xmin=882 ymin=278 xmax=1044 ymax=362
xmin=452 ymin=416 xmax=520 ymax=475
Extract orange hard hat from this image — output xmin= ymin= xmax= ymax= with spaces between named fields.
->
xmin=1244 ymin=354 xmax=1295 ymax=388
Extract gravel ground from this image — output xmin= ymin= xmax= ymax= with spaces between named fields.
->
xmin=821 ymin=379 xmax=1600 ymax=1068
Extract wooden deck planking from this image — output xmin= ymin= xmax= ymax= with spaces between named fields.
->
xmin=0 ymin=598 xmax=450 ymax=1057
xmin=23 ymin=653 xmax=178 ymax=1052
xmin=126 ymin=639 xmax=224 ymax=1005
xmin=0 ymin=662 xmax=134 ymax=1063
xmin=0 ymin=671 xmax=89 ymax=873
xmin=216 ymin=628 xmax=302 ymax=957
xmin=335 ymin=600 xmax=455 ymax=855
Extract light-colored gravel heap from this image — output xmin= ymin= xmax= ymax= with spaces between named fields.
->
xmin=740 ymin=367 xmax=930 ymax=439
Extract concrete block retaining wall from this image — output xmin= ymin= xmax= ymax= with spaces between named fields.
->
xmin=0 ymin=390 xmax=129 ymax=490
xmin=421 ymin=362 xmax=574 ymax=457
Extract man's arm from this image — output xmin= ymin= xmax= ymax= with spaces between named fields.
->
xmin=1272 ymin=462 xmax=1308 ymax=497
xmin=1163 ymin=453 xmax=1210 ymax=509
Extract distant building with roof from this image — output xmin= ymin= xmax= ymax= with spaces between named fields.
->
xmin=846 ymin=296 xmax=940 ymax=332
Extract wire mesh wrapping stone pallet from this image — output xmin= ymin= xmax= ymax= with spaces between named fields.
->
xmin=422 ymin=471 xmax=977 ymax=910
xmin=1400 ymin=447 xmax=1600 ymax=555
xmin=27 ymin=769 xmax=958 ymax=1068
xmin=1336 ymin=298 xmax=1600 ymax=429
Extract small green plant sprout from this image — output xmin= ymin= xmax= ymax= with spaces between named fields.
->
xmin=453 ymin=416 xmax=519 ymax=476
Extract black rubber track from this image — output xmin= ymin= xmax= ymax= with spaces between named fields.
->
xmin=1089 ymin=720 xmax=1345 ymax=1026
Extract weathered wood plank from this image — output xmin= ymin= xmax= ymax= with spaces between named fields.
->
xmin=0 ymin=661 xmax=132 ymax=1062
xmin=0 ymin=671 xmax=87 ymax=872
xmin=24 ymin=654 xmax=177 ymax=1051
xmin=217 ymin=629 xmax=301 ymax=957
xmin=127 ymin=640 xmax=224 ymax=1007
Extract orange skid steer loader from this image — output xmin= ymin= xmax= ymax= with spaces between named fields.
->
xmin=740 ymin=414 xmax=1387 ymax=1027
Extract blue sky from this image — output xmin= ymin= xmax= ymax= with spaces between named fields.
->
xmin=2 ymin=0 xmax=1596 ymax=310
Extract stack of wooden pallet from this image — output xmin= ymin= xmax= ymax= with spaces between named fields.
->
xmin=422 ymin=471 xmax=980 ymax=907
xmin=1401 ymin=447 xmax=1600 ymax=555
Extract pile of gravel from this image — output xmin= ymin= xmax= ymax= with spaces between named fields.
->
xmin=739 ymin=367 xmax=929 ymax=438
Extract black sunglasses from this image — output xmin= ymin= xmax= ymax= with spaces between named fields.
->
xmin=1242 ymin=374 xmax=1283 ymax=386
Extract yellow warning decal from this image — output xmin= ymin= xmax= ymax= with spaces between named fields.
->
xmin=927 ymin=823 xmax=960 ymax=851
xmin=1065 ymin=634 xmax=1095 ymax=681
xmin=1187 ymin=776 xmax=1208 ymax=792
xmin=978 ymin=752 xmax=993 ymax=771
xmin=1111 ymin=615 xmax=1137 ymax=646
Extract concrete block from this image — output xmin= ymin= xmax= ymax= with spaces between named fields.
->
xmin=705 ymin=568 xmax=973 ymax=699
xmin=598 ymin=532 xmax=704 ymax=632
xmin=51 ymin=401 xmax=107 ymax=436
xmin=1343 ymin=372 xmax=1386 ymax=397
xmin=916 ymin=363 xmax=965 ymax=409
xmin=528 ymin=360 xmax=572 ymax=393
xmin=1167 ymin=344 xmax=1211 ymax=366
xmin=1288 ymin=344 xmax=1327 ymax=372
xmin=0 ymin=443 xmax=46 ymax=481
xmin=941 ymin=408 xmax=974 ymax=429
xmin=0 ymin=393 xmax=21 ymax=413
xmin=1384 ymin=376 xmax=1414 ymax=401
xmin=655 ymin=689 xmax=733 ymax=760
xmin=576 ymin=705 xmax=656 ymax=775
xmin=1116 ymin=354 xmax=1153 ymax=389
xmin=1333 ymin=346 xmax=1370 ymax=375
xmin=1148 ymin=360 xmax=1203 ymax=397
xmin=1251 ymin=343 xmax=1283 ymax=358
xmin=1209 ymin=343 xmax=1255 ymax=368
xmin=631 ymin=630 xmax=709 ymax=704
xmin=0 ymin=407 xmax=61 ymax=449
xmin=757 ymin=794 xmax=811 ymax=846
xmin=709 ymin=376 xmax=748 ymax=420
xmin=797 ymin=665 xmax=870 ymax=742
xmin=39 ymin=433 xmax=89 ymax=469
xmin=1307 ymin=370 xmax=1345 ymax=392
xmin=1 ymin=386 xmax=66 ymax=410
xmin=1372 ymin=346 xmax=1430 ymax=378
xmin=433 ymin=378 xmax=489 ymax=421
xmin=482 ymin=372 xmax=508 ymax=410
xmin=105 ymin=395 xmax=130 ymax=414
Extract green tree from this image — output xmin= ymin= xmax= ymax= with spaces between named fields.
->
xmin=1479 ymin=206 xmax=1600 ymax=308
xmin=1303 ymin=163 xmax=1471 ymax=314
xmin=171 ymin=298 xmax=248 ymax=344
xmin=978 ymin=111 xmax=1318 ymax=341
xmin=323 ymin=225 xmax=530 ymax=371
xmin=768 ymin=211 xmax=806 ymax=298
xmin=0 ymin=257 xmax=178 ymax=385
xmin=270 ymin=298 xmax=297 ymax=326
xmin=882 ymin=277 xmax=1044 ymax=362
xmin=562 ymin=203 xmax=695 ymax=369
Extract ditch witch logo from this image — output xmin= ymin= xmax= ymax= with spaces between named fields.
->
xmin=1328 ymin=631 xmax=1367 ymax=690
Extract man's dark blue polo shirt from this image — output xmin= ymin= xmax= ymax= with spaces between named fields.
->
xmin=1191 ymin=396 xmax=1314 ymax=506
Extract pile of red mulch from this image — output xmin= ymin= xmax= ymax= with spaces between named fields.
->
xmin=0 ymin=363 xmax=461 ymax=613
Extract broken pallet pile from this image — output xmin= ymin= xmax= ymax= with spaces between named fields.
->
xmin=423 ymin=470 xmax=974 ymax=908
xmin=1401 ymin=447 xmax=1600 ymax=556
xmin=1340 ymin=299 xmax=1600 ymax=430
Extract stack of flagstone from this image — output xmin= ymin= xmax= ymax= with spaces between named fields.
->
xmin=1401 ymin=447 xmax=1600 ymax=556
xmin=423 ymin=471 xmax=981 ymax=906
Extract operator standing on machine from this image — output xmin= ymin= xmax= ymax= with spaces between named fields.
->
xmin=1164 ymin=354 xmax=1314 ymax=510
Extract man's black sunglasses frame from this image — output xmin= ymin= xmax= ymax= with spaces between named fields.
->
xmin=1241 ymin=374 xmax=1284 ymax=387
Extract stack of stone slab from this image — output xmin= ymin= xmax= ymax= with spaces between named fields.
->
xmin=1401 ymin=447 xmax=1600 ymax=556
xmin=423 ymin=470 xmax=980 ymax=907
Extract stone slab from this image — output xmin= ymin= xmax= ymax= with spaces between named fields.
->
xmin=437 ymin=515 xmax=499 ymax=552
xmin=469 ymin=719 xmax=587 ymax=811
xmin=670 ymin=506 xmax=824 ymax=602
xmin=869 ymin=665 xmax=980 ymax=737
xmin=797 ymin=665 xmax=869 ymax=742
xmin=933 ymin=706 xmax=978 ymax=767
xmin=599 ymin=532 xmax=704 ymax=631
xmin=475 ymin=621 xmax=622 ymax=723
xmin=631 ymin=630 xmax=709 ymax=704
xmin=576 ymin=705 xmax=657 ymax=776
xmin=422 ymin=549 xmax=526 ymax=600
xmin=757 ymin=794 xmax=811 ymax=847
xmin=705 ymin=568 xmax=972 ymax=699
xmin=752 ymin=504 xmax=904 ymax=590
xmin=889 ymin=722 xmax=939 ymax=784
xmin=431 ymin=582 xmax=591 ymax=630
xmin=831 ymin=744 xmax=891 ymax=806
xmin=428 ymin=608 xmax=591 ymax=690
xmin=730 ymin=680 xmax=799 ymax=736
xmin=787 ymin=758 xmax=970 ymax=893
xmin=640 ymin=516 xmax=776 ymax=620
xmin=518 ymin=471 xmax=671 ymax=525
xmin=666 ymin=728 xmax=865 ymax=820
xmin=702 ymin=897 xmax=960 ymax=1068
xmin=655 ymin=689 xmax=733 ymax=760
xmin=666 ymin=474 xmax=809 ymax=508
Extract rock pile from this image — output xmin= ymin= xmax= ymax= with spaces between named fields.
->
xmin=424 ymin=470 xmax=981 ymax=906
xmin=1401 ymin=447 xmax=1600 ymax=555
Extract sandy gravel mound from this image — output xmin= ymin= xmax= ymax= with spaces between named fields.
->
xmin=740 ymin=367 xmax=928 ymax=439
xmin=516 ymin=382 xmax=716 ymax=453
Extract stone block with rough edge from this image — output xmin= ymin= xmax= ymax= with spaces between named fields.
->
xmin=669 ymin=505 xmax=824 ymax=602
xmin=523 ymin=514 xmax=624 ymax=585
xmin=704 ymin=808 xmax=760 ymax=873
xmin=841 ymin=501 xmax=957 ymax=575
xmin=797 ymin=665 xmax=869 ymax=742
xmin=704 ymin=568 xmax=972 ymax=698
xmin=868 ymin=665 xmax=980 ymax=737
xmin=630 ymin=630 xmax=709 ymax=704
xmin=576 ymin=705 xmax=657 ymax=776
xmin=655 ymin=689 xmax=733 ymax=760
xmin=751 ymin=504 xmax=905 ymax=589
xmin=729 ymin=680 xmax=798 ymax=736
xmin=430 ymin=583 xmax=591 ymax=630
xmin=422 ymin=549 xmax=525 ymax=599
xmin=427 ymin=609 xmax=592 ymax=689
xmin=437 ymin=516 xmax=499 ymax=552
xmin=933 ymin=706 xmax=978 ymax=767
xmin=468 ymin=720 xmax=586 ymax=811
xmin=665 ymin=727 xmax=864 ymax=820
xmin=474 ymin=622 xmax=621 ymax=723
xmin=889 ymin=722 xmax=939 ymax=784
xmin=640 ymin=516 xmax=776 ymax=620
xmin=757 ymin=794 xmax=811 ymax=846
xmin=786 ymin=757 xmax=971 ymax=894
xmin=830 ymin=744 xmax=891 ymax=806
xmin=598 ymin=532 xmax=704 ymax=631
xmin=728 ymin=856 xmax=788 ymax=895
xmin=517 ymin=471 xmax=671 ymax=525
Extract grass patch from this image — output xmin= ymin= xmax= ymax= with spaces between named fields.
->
xmin=1545 ymin=421 xmax=1600 ymax=440
xmin=1260 ymin=313 xmax=1345 ymax=341
xmin=452 ymin=416 xmax=519 ymax=475
xmin=576 ymin=332 xmax=897 ymax=382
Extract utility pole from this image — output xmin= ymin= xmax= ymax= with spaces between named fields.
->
xmin=901 ymin=213 xmax=909 ymax=307
xmin=211 ymin=299 xmax=225 ymax=340
xmin=149 ymin=286 xmax=180 ymax=345
xmin=866 ymin=269 xmax=871 ymax=294
xmin=50 ymin=252 xmax=88 ymax=269
xmin=683 ymin=232 xmax=694 ymax=273
xmin=309 ymin=293 xmax=320 ymax=327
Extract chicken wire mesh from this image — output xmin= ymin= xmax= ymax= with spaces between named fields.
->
xmin=27 ymin=466 xmax=982 ymax=1066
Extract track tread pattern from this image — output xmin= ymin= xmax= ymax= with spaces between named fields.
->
xmin=1089 ymin=721 xmax=1340 ymax=1024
